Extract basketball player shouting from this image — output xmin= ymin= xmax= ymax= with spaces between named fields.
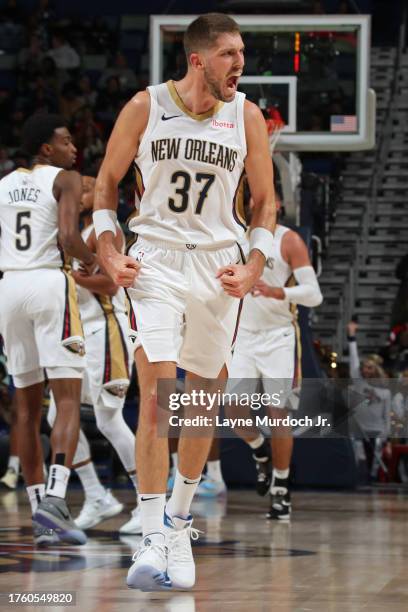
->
xmin=94 ymin=14 xmax=276 ymax=591
xmin=0 ymin=114 xmax=95 ymax=545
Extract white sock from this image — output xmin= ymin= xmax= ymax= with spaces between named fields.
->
xmin=166 ymin=469 xmax=200 ymax=520
xmin=76 ymin=462 xmax=106 ymax=502
xmin=138 ymin=493 xmax=166 ymax=537
xmin=8 ymin=455 xmax=20 ymax=473
xmin=248 ymin=435 xmax=265 ymax=450
xmin=27 ymin=484 xmax=45 ymax=515
xmin=46 ymin=464 xmax=70 ymax=499
xmin=206 ymin=460 xmax=224 ymax=483
xmin=171 ymin=452 xmax=178 ymax=470
xmin=128 ymin=472 xmax=138 ymax=491
xmin=273 ymin=468 xmax=289 ymax=480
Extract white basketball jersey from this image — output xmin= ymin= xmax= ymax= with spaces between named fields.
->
xmin=129 ymin=81 xmax=247 ymax=248
xmin=73 ymin=223 xmax=126 ymax=331
xmin=240 ymin=225 xmax=296 ymax=331
xmin=0 ymin=165 xmax=63 ymax=272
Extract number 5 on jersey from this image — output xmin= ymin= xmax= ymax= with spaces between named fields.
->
xmin=168 ymin=171 xmax=215 ymax=214
xmin=16 ymin=211 xmax=31 ymax=251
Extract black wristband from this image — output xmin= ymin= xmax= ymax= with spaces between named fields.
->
xmin=347 ymin=335 xmax=356 ymax=342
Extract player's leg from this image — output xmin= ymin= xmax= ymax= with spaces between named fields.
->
xmin=47 ymin=394 xmax=123 ymax=530
xmin=196 ymin=437 xmax=227 ymax=498
xmin=33 ymin=373 xmax=86 ymax=544
xmin=126 ymin=346 xmax=175 ymax=590
xmin=83 ymin=320 xmax=138 ymax=532
xmin=0 ymin=285 xmax=57 ymax=543
xmin=12 ymin=369 xmax=58 ymax=546
xmin=93 ymin=395 xmax=140 ymax=533
xmin=164 ymin=366 xmax=227 ymax=590
xmin=263 ymin=324 xmax=299 ymax=521
xmin=32 ymin=269 xmax=87 ymax=543
xmin=225 ymin=329 xmax=272 ymax=496
xmin=266 ymin=407 xmax=293 ymax=520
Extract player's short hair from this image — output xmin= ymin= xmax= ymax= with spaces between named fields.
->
xmin=21 ymin=113 xmax=68 ymax=156
xmin=184 ymin=13 xmax=240 ymax=60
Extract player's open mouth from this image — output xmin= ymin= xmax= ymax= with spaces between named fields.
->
xmin=226 ymin=75 xmax=239 ymax=91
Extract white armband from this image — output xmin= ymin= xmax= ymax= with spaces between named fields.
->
xmin=93 ymin=209 xmax=117 ymax=239
xmin=249 ymin=227 xmax=274 ymax=260
xmin=283 ymin=265 xmax=323 ymax=308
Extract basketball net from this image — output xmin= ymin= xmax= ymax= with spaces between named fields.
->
xmin=266 ymin=107 xmax=285 ymax=155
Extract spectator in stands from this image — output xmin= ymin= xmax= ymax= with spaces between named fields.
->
xmin=28 ymin=75 xmax=58 ymax=114
xmin=0 ymin=147 xmax=14 ymax=178
xmin=98 ymin=52 xmax=138 ymax=94
xmin=59 ymin=81 xmax=83 ymax=121
xmin=78 ymin=75 xmax=98 ymax=108
xmin=40 ymin=56 xmax=64 ymax=94
xmin=17 ymin=33 xmax=45 ymax=79
xmin=82 ymin=126 xmax=105 ymax=170
xmin=391 ymin=369 xmax=408 ymax=441
xmin=46 ymin=31 xmax=80 ymax=70
xmin=95 ymin=76 xmax=124 ymax=131
xmin=347 ymin=321 xmax=392 ymax=480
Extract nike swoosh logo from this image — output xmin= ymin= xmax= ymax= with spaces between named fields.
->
xmin=140 ymin=496 xmax=160 ymax=501
xmin=161 ymin=113 xmax=181 ymax=121
xmin=183 ymin=480 xmax=197 ymax=485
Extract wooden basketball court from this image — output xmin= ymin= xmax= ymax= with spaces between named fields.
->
xmin=1 ymin=488 xmax=407 ymax=611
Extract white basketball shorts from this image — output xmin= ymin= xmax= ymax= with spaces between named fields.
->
xmin=227 ymin=324 xmax=302 ymax=410
xmin=125 ymin=237 xmax=243 ymax=378
xmin=0 ymin=268 xmax=85 ymax=376
xmin=81 ymin=311 xmax=131 ymax=408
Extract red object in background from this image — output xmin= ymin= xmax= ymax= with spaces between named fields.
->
xmin=265 ymin=107 xmax=285 ymax=135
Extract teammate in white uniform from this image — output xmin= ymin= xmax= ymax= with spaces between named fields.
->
xmin=93 ymin=14 xmax=276 ymax=591
xmin=47 ymin=176 xmax=141 ymax=533
xmin=228 ymin=199 xmax=322 ymax=520
xmin=0 ymin=114 xmax=96 ymax=545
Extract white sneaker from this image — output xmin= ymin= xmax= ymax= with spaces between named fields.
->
xmin=119 ymin=506 xmax=142 ymax=534
xmin=74 ymin=490 xmax=123 ymax=529
xmin=195 ymin=475 xmax=227 ymax=498
xmin=164 ymin=510 xmax=201 ymax=590
xmin=0 ymin=467 xmax=18 ymax=490
xmin=127 ymin=533 xmax=171 ymax=591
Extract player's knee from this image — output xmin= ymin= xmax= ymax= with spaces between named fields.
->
xmin=94 ymin=406 xmax=118 ymax=437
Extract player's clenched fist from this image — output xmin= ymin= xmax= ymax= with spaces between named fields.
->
xmin=217 ymin=263 xmax=261 ymax=298
xmin=99 ymin=249 xmax=140 ymax=287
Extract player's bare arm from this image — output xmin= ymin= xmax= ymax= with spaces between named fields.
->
xmin=94 ymin=91 xmax=150 ymax=287
xmin=218 ymin=100 xmax=276 ymax=298
xmin=252 ymin=230 xmax=322 ymax=307
xmin=54 ymin=170 xmax=96 ymax=273
xmin=72 ymin=228 xmax=122 ymax=296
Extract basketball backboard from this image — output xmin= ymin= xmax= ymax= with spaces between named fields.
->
xmin=150 ymin=15 xmax=375 ymax=151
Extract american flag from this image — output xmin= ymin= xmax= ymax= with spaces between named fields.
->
xmin=330 ymin=115 xmax=358 ymax=132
